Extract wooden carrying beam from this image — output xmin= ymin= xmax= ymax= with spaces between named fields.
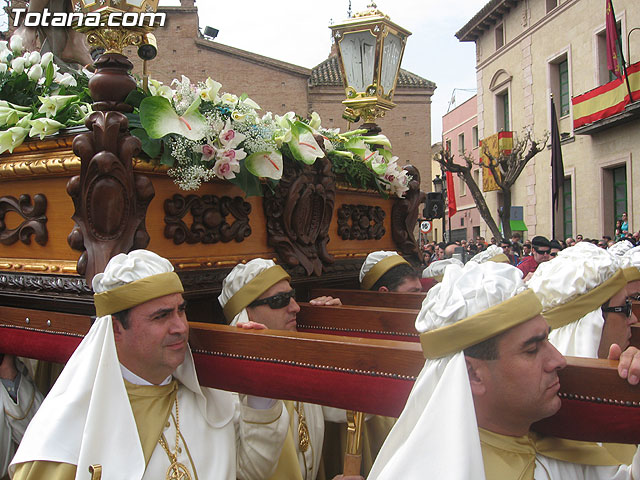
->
xmin=1 ymin=306 xmax=640 ymax=442
xmin=296 ymin=302 xmax=420 ymax=341
xmin=310 ymin=288 xmax=426 ymax=310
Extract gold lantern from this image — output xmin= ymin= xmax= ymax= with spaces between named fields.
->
xmin=72 ymin=0 xmax=160 ymax=54
xmin=330 ymin=2 xmax=411 ymax=125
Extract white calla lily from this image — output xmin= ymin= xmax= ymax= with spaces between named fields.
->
xmin=57 ymin=73 xmax=77 ymax=87
xmin=28 ymin=118 xmax=66 ymax=139
xmin=309 ymin=111 xmax=322 ymax=130
xmin=200 ymin=77 xmax=221 ymax=102
xmin=242 ymin=97 xmax=261 ymax=110
xmin=38 ymin=95 xmax=76 ymax=118
xmin=0 ymin=126 xmax=29 ymax=154
xmin=0 ymin=63 xmax=6 ymax=74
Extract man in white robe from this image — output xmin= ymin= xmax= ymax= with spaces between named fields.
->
xmin=0 ymin=355 xmax=42 ymax=478
xmin=9 ymin=249 xmax=289 ymax=480
xmin=527 ymin=242 xmax=636 ymax=359
xmin=369 ymin=261 xmax=640 ymax=480
xmin=219 ymin=259 xmax=347 ymax=480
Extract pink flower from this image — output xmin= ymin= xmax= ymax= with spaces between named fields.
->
xmin=219 ymin=120 xmax=246 ymax=148
xmin=201 ymin=144 xmax=215 ymax=161
xmin=213 ymin=157 xmax=240 ymax=180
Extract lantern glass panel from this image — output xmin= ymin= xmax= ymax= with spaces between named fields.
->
xmin=380 ymin=32 xmax=402 ymax=96
xmin=340 ymin=30 xmax=377 ymax=93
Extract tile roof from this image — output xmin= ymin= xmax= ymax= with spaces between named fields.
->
xmin=310 ymin=56 xmax=436 ymax=89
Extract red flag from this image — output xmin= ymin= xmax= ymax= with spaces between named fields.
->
xmin=446 ymin=170 xmax=457 ymax=217
xmin=606 ymin=0 xmax=625 ymax=79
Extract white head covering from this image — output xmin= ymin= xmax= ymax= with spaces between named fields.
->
xmin=359 ymin=250 xmax=409 ymax=290
xmin=369 ymin=262 xmax=534 ymax=480
xmin=219 ymin=258 xmax=290 ymax=326
xmin=526 ymin=242 xmax=624 ymax=357
xmin=468 ymin=244 xmax=509 ymax=264
xmin=608 ymin=239 xmax=634 ymax=256
xmin=422 ymin=258 xmax=463 ymax=282
xmin=11 ymin=250 xmax=234 ymax=479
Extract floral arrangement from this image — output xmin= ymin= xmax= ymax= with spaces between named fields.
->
xmin=0 ymin=36 xmax=91 ymax=153
xmin=0 ymin=34 xmax=410 ymax=198
xmin=128 ymin=75 xmax=410 ymax=197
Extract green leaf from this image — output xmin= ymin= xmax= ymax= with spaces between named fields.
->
xmin=125 ymin=89 xmax=148 ymax=109
xmin=44 ymin=62 xmax=54 ymax=88
xmin=131 ymin=128 xmax=162 ymax=158
xmin=125 ymin=113 xmax=143 ymax=129
xmin=160 ymin=142 xmax=174 ymax=165
xmin=229 ymin=162 xmax=264 ymax=197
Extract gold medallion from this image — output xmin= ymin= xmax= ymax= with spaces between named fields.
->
xmin=167 ymin=461 xmax=192 ymax=480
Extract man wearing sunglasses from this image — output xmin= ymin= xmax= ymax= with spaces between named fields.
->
xmin=517 ymin=235 xmax=552 ymax=280
xmin=219 ymin=259 xmax=349 ymax=480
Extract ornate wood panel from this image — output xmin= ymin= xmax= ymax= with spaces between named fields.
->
xmin=337 ymin=204 xmax=385 ymax=240
xmin=264 ymin=151 xmax=336 ymax=276
xmin=0 ymin=194 xmax=48 ymax=246
xmin=391 ymin=165 xmax=425 ymax=262
xmin=164 ymin=194 xmax=252 ymax=245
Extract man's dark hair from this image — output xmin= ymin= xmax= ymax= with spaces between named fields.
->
xmin=437 ymin=242 xmax=446 ymax=250
xmin=111 ymin=309 xmax=131 ymax=329
xmin=371 ymin=264 xmax=419 ymax=292
xmin=464 ymin=335 xmax=500 ymax=360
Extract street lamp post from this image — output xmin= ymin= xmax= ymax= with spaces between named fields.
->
xmin=432 ymin=173 xmax=452 ymax=242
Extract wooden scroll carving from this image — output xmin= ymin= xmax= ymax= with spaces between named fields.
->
xmin=164 ymin=194 xmax=251 ymax=245
xmin=67 ymin=53 xmax=155 ymax=283
xmin=0 ymin=194 xmax=48 ymax=246
xmin=337 ymin=204 xmax=385 ymax=240
xmin=0 ymin=272 xmax=90 ymax=295
xmin=391 ymin=165 xmax=425 ymax=262
xmin=264 ymin=150 xmax=335 ymax=276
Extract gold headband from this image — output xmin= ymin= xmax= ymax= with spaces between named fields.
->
xmin=222 ymin=265 xmax=291 ymax=321
xmin=623 ymin=266 xmax=640 ymax=283
xmin=420 ymin=289 xmax=542 ymax=359
xmin=542 ymin=269 xmax=626 ymax=329
xmin=361 ymin=255 xmax=409 ymax=290
xmin=94 ymin=272 xmax=184 ymax=317
xmin=489 ymin=253 xmax=510 ymax=263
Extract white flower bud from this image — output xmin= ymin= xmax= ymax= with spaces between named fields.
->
xmin=11 ymin=57 xmax=26 ymax=74
xmin=9 ymin=35 xmax=23 ymax=54
xmin=27 ymin=63 xmax=43 ymax=81
xmin=40 ymin=52 xmax=54 ymax=68
xmin=28 ymin=51 xmax=40 ymax=65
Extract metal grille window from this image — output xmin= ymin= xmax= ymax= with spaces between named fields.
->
xmin=563 ymin=178 xmax=572 ymax=239
xmin=559 ymin=59 xmax=570 ymax=116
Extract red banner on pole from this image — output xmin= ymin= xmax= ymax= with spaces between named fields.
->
xmin=446 ymin=171 xmax=457 ymax=217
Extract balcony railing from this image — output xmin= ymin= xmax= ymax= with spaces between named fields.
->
xmin=572 ymin=60 xmax=640 ymax=135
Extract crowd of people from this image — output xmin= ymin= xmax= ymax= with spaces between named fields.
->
xmin=2 ymin=231 xmax=640 ymax=479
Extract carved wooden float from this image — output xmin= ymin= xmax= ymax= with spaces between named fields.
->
xmin=0 ymin=130 xmax=425 ymax=320
xmin=0 ymin=306 xmax=638 ymax=443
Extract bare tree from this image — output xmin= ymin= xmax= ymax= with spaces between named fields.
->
xmin=433 ymin=130 xmax=548 ymax=240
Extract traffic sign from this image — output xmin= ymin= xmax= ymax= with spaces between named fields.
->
xmin=420 ymin=220 xmax=432 ymax=234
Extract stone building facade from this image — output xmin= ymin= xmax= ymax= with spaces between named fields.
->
xmin=457 ymin=0 xmax=640 ymax=240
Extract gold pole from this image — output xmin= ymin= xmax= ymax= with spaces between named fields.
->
xmin=343 ymin=410 xmax=364 ymax=476
xmin=89 ymin=464 xmax=102 ymax=480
